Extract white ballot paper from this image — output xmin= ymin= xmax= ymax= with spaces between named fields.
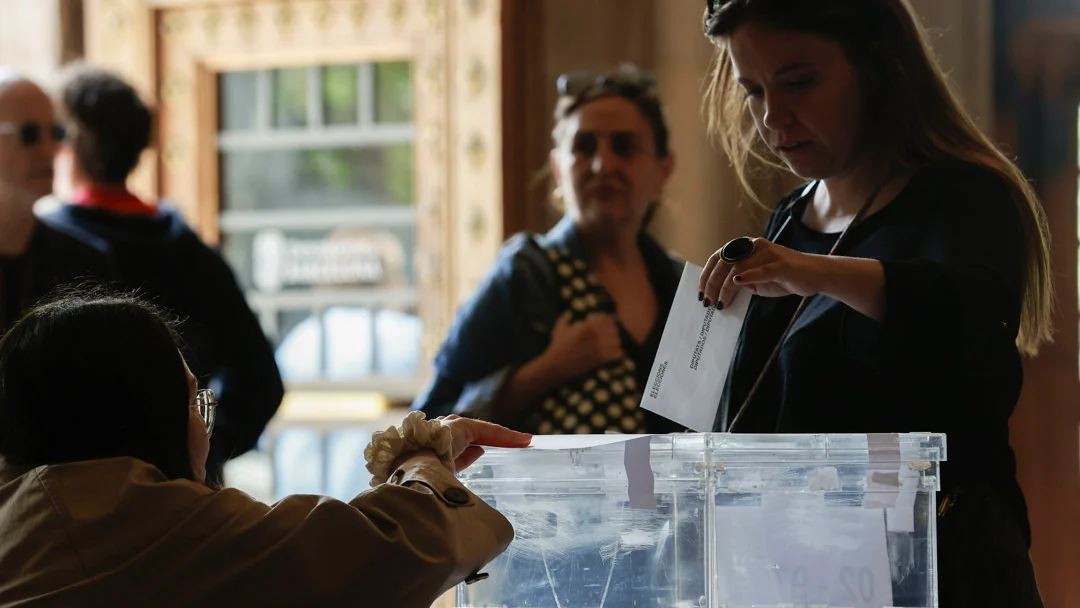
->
xmin=641 ymin=262 xmax=751 ymax=431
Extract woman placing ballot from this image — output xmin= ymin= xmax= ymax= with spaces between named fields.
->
xmin=697 ymin=1 xmax=1050 ymax=606
xmin=413 ymin=65 xmax=684 ymax=436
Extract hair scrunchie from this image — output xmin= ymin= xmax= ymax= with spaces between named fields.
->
xmin=363 ymin=411 xmax=454 ymax=487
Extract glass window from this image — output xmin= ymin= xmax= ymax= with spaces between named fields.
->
xmin=374 ymin=61 xmax=412 ymax=123
xmin=323 ymin=65 xmax=359 ymax=125
xmin=217 ymin=61 xmax=418 ymax=390
xmin=220 ymin=144 xmax=414 ymax=211
xmin=221 ymin=225 xmax=416 ymax=293
xmin=275 ymin=306 xmax=422 ymax=382
xmin=272 ymin=68 xmax=309 ymax=128
xmin=219 ymin=71 xmax=257 ymax=131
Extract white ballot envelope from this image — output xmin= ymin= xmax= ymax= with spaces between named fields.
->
xmin=641 ymin=262 xmax=751 ymax=431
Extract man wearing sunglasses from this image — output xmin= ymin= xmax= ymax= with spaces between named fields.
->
xmin=0 ymin=69 xmax=117 ymax=332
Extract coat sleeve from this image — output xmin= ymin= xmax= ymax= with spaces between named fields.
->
xmin=412 ymin=234 xmax=555 ymax=421
xmin=188 ymin=456 xmax=513 ymax=607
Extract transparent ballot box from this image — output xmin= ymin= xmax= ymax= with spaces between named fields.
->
xmin=457 ymin=432 xmax=945 ymax=608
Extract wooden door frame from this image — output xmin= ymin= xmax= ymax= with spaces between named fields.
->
xmin=83 ymin=0 xmax=510 ymax=374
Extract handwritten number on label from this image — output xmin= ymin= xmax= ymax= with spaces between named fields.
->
xmin=860 ymin=567 xmax=874 ymax=601
xmin=772 ymin=566 xmax=809 ymax=605
xmin=792 ymin=566 xmax=808 ymax=605
xmin=840 ymin=566 xmax=875 ymax=605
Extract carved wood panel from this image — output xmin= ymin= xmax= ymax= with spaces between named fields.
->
xmin=446 ymin=0 xmax=504 ymax=315
xmin=83 ymin=0 xmax=159 ymax=199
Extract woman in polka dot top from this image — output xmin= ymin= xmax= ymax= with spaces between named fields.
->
xmin=413 ymin=64 xmax=686 ymax=436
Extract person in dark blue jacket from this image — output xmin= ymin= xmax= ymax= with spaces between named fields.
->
xmin=46 ymin=64 xmax=283 ymax=486
xmin=413 ymin=65 xmax=683 ymax=436
xmin=0 ymin=68 xmax=117 ymax=332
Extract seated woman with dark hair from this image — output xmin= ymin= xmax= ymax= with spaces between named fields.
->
xmin=0 ymin=291 xmax=530 ymax=606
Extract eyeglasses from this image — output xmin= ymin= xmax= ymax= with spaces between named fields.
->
xmin=0 ymin=122 xmax=66 ymax=147
xmin=192 ymin=388 xmax=218 ymax=436
xmin=556 ymin=64 xmax=659 ymax=101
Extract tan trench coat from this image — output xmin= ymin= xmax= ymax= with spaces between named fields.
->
xmin=0 ymin=454 xmax=512 ymax=607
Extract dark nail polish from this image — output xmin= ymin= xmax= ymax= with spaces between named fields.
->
xmin=465 ymin=572 xmax=490 ymax=585
xmin=715 ymin=301 xmax=724 ymax=311
xmin=697 ymin=291 xmax=704 ymax=302
xmin=733 ymin=275 xmax=742 ymax=283
xmin=703 ymin=298 xmax=711 ymax=307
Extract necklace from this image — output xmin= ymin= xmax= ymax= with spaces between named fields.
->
xmin=726 ymin=173 xmax=894 ymax=432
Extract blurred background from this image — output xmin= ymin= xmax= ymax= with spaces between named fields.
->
xmin=2 ymin=1 xmax=1078 ymax=605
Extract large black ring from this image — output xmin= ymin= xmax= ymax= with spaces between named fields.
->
xmin=720 ymin=236 xmax=755 ymax=264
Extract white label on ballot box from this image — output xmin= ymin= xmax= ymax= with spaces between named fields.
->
xmin=715 ymin=499 xmax=895 ymax=607
xmin=641 ymin=262 xmax=751 ymax=431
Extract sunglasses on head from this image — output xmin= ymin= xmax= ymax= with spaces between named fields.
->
xmin=705 ymin=0 xmax=731 ymax=16
xmin=556 ymin=64 xmax=659 ymax=101
xmin=0 ymin=122 xmax=66 ymax=147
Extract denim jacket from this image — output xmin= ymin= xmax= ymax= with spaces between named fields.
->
xmin=412 ymin=216 xmax=685 ymax=434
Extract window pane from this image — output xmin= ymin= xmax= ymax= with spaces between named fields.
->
xmin=220 ymin=144 xmax=414 ymax=210
xmin=323 ymin=65 xmax=359 ymax=125
xmin=277 ymin=309 xmax=313 ymax=348
xmin=273 ymin=68 xmax=308 ymax=127
xmin=222 ymin=226 xmax=417 ymax=292
xmin=219 ymin=71 xmax=257 ymax=131
xmin=373 ymin=62 xmax=412 ymax=123
xmin=274 ymin=306 xmax=421 ymax=382
xmin=215 ymin=61 xmax=419 ymax=396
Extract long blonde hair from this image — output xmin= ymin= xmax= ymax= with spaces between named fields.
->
xmin=702 ymin=0 xmax=1054 ymax=356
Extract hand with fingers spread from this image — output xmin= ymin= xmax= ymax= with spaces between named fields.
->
xmin=436 ymin=415 xmax=533 ymax=471
xmin=698 ymin=237 xmax=826 ymax=310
